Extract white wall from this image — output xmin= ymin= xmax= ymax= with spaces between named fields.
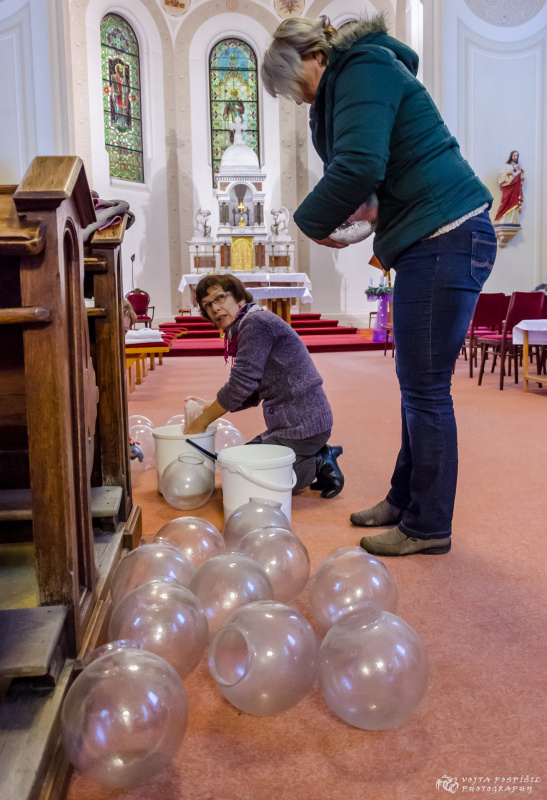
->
xmin=0 ymin=0 xmax=69 ymax=183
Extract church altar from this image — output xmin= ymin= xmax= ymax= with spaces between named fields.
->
xmin=188 ymin=114 xmax=297 ymax=275
xmin=178 ymin=271 xmax=313 ymax=302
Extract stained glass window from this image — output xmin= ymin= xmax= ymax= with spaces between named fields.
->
xmin=101 ymin=14 xmax=144 ymax=182
xmin=209 ymin=39 xmax=259 ymax=184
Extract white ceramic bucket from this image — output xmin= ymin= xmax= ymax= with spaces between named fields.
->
xmin=152 ymin=424 xmax=216 ymax=492
xmin=217 ymin=444 xmax=296 ymax=522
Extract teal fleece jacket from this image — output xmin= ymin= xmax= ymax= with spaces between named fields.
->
xmin=293 ymin=18 xmax=493 ymax=269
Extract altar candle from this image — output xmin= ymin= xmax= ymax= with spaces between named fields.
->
xmin=369 ymin=278 xmax=373 ymax=286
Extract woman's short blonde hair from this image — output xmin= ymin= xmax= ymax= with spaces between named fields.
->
xmin=261 ymin=16 xmax=337 ymax=102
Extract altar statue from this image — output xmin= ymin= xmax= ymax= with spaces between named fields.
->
xmin=270 ymin=206 xmax=290 ymax=239
xmin=194 ymin=208 xmax=212 ymax=238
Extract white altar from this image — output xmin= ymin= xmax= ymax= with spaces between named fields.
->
xmin=188 ymin=116 xmax=296 ymax=274
xmin=178 ymin=271 xmax=313 ymax=321
xmin=179 ymin=271 xmax=312 ymax=301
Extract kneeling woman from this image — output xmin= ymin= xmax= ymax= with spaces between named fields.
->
xmin=184 ymin=275 xmax=343 ymax=498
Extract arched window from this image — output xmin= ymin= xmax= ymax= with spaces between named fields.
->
xmin=101 ymin=13 xmax=144 ymax=182
xmin=209 ymin=38 xmax=259 ymax=184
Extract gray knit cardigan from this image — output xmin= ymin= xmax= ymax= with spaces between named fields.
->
xmin=216 ymin=310 xmax=333 ymax=440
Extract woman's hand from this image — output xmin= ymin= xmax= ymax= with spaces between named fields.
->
xmin=347 ymin=203 xmax=378 ymax=224
xmin=183 ymin=398 xmax=228 ymax=435
xmin=310 ymin=236 xmax=348 ymax=249
xmin=184 ymin=417 xmax=208 ymax=435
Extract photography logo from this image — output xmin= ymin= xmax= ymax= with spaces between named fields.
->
xmin=436 ymin=776 xmax=459 ymax=793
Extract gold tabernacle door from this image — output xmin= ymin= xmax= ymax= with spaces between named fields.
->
xmin=231 ymin=236 xmax=254 ymax=270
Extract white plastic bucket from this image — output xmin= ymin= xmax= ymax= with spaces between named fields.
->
xmin=152 ymin=424 xmax=216 ymax=492
xmin=217 ymin=444 xmax=296 ymax=522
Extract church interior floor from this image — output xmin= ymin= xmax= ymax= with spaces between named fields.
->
xmin=67 ymin=351 xmax=546 ymax=800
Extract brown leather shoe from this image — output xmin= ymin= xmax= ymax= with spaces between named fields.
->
xmin=359 ymin=527 xmax=451 ymax=556
xmin=350 ymin=499 xmax=403 ymax=527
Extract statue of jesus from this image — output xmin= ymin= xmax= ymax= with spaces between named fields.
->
xmin=494 ymin=150 xmax=524 ymax=225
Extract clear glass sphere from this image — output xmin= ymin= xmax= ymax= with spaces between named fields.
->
xmin=209 ymin=600 xmax=318 ymax=716
xmin=110 ymin=542 xmax=194 ymax=608
xmin=166 ymin=414 xmax=185 ymax=426
xmin=188 ymin=553 xmax=273 ymax=638
xmin=128 ymin=424 xmax=156 ymax=468
xmin=237 ymin=527 xmax=310 ymax=603
xmin=128 ymin=414 xmax=154 ymax=429
xmin=161 ymin=454 xmax=214 ymax=510
xmin=154 ymin=517 xmax=225 ymax=568
xmin=318 ymin=606 xmax=429 ymax=730
xmin=61 ymin=648 xmax=188 ymax=788
xmin=210 ymin=418 xmax=235 ymax=429
xmin=215 ymin=426 xmax=246 ymax=452
xmin=309 ymin=546 xmax=398 ymax=632
xmin=108 ymin=580 xmax=209 ymax=678
xmin=82 ymin=639 xmax=142 ymax=667
xmin=223 ymin=497 xmax=292 ymax=552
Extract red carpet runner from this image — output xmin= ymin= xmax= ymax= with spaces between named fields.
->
xmin=160 ymin=313 xmax=389 ymax=356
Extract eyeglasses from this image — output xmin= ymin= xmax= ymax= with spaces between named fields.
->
xmin=202 ymin=292 xmax=231 ymax=313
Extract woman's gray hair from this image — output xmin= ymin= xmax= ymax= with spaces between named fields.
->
xmin=261 ymin=16 xmax=337 ymax=101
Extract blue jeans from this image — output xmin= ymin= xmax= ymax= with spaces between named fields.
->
xmin=386 ymin=210 xmax=496 ymax=539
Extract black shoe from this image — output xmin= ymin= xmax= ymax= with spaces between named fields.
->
xmin=314 ymin=445 xmax=344 ymax=499
xmin=310 ymin=446 xmax=342 ymax=491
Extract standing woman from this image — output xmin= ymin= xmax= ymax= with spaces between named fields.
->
xmin=261 ymin=16 xmax=497 ymax=556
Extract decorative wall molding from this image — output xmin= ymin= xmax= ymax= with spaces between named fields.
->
xmin=307 ymin=0 xmax=395 ymax=31
xmin=464 ymin=0 xmax=547 ymax=27
xmin=0 ymin=3 xmax=36 ymax=181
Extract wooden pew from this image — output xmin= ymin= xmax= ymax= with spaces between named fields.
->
xmin=85 ymin=216 xmax=134 ymax=521
xmin=0 ymin=157 xmax=141 ymax=800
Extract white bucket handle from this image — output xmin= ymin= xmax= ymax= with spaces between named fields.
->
xmin=235 ymin=466 xmax=297 ymax=492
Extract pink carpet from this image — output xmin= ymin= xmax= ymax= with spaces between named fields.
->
xmin=67 ymin=351 xmax=547 ymax=800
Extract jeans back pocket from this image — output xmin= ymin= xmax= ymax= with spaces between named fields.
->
xmin=471 ymin=232 xmax=497 ymax=288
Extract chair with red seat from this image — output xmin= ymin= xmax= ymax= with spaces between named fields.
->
xmin=126 ymin=288 xmax=155 ymax=328
xmin=477 ymin=292 xmax=543 ymax=389
xmin=465 ymin=293 xmax=505 ymax=377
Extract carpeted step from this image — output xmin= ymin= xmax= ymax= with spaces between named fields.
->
xmin=166 ymin=331 xmax=389 ymax=357
xmin=174 ymin=315 xmax=206 ymax=323
xmin=294 ymin=326 xmax=359 ymax=337
xmin=178 ymin=330 xmax=223 ymax=339
xmin=291 ymin=319 xmax=340 ymax=329
xmin=300 ymin=334 xmax=387 ymax=353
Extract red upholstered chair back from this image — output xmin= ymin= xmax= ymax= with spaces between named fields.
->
xmin=541 ymin=293 xmax=547 ymax=319
xmin=504 ymin=292 xmax=543 ymax=335
xmin=469 ymin=293 xmax=505 ymax=333
xmin=501 ymin=294 xmax=511 ymax=321
xmin=127 ymin=290 xmax=149 ymax=315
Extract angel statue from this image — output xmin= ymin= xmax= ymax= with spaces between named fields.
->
xmin=270 ymin=206 xmax=290 ymax=239
xmin=193 ymin=208 xmax=212 ymax=238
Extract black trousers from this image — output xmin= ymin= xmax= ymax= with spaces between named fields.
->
xmin=246 ymin=429 xmax=331 ymax=491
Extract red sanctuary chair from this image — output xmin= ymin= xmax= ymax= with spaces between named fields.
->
xmin=465 ymin=293 xmax=506 ymax=378
xmin=126 ymin=288 xmax=154 ymax=328
xmin=477 ymin=292 xmax=543 ymax=389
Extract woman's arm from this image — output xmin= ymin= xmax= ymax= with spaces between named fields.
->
xmin=216 ymin=314 xmax=274 ymax=411
xmin=294 ymin=52 xmax=404 ymax=241
xmin=184 ymin=399 xmax=227 ymax=434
